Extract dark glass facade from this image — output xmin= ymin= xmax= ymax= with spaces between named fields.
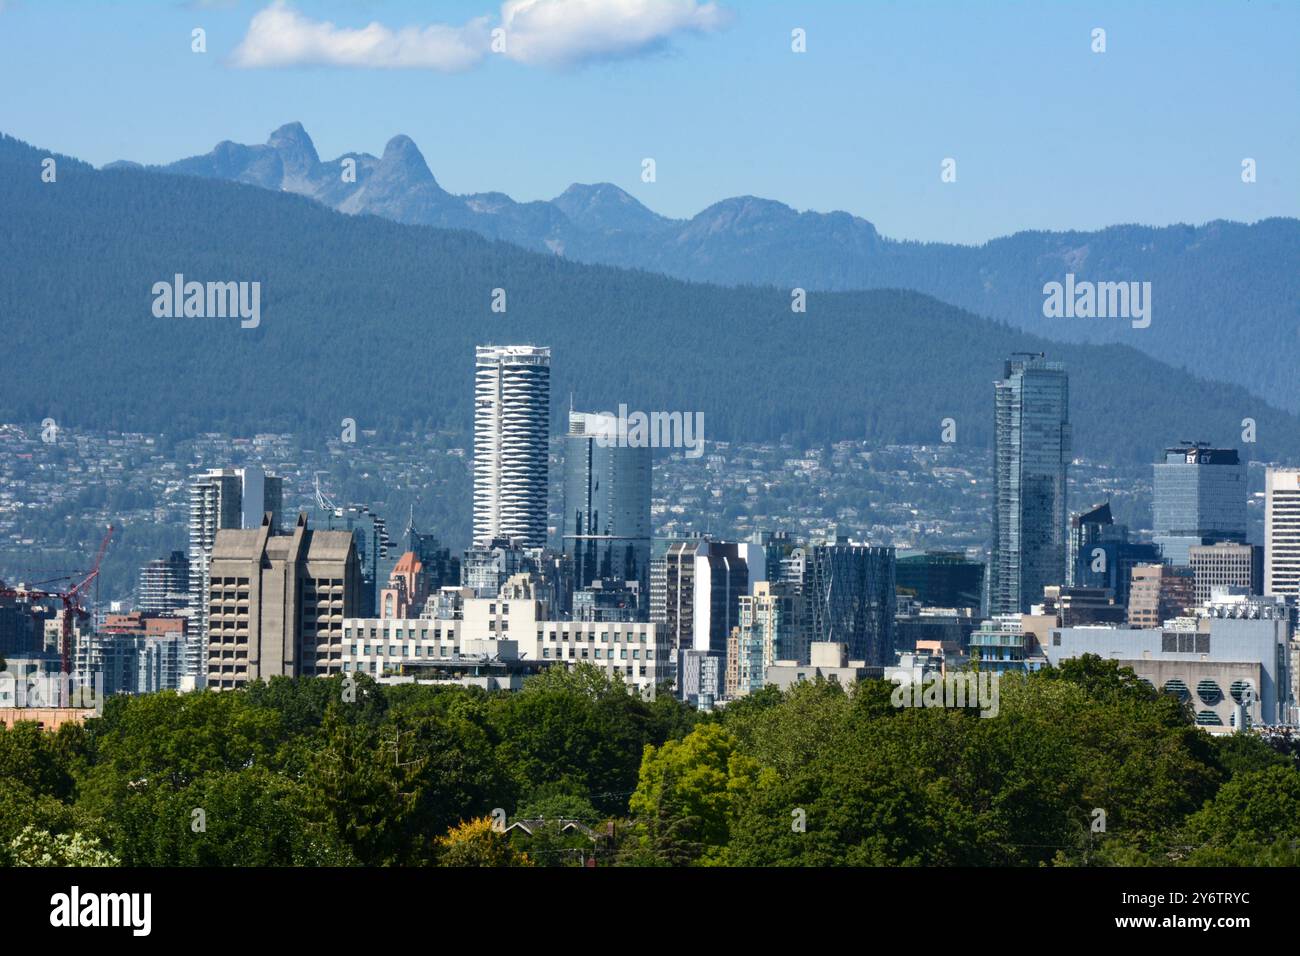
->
xmin=895 ymin=551 xmax=984 ymax=610
xmin=562 ymin=412 xmax=652 ymax=603
xmin=801 ymin=542 xmax=896 ymax=667
xmin=1152 ymin=444 xmax=1247 ymax=565
xmin=991 ymin=356 xmax=1071 ymax=615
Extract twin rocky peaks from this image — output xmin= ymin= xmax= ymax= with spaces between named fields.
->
xmin=103 ymin=123 xmax=1300 ymax=416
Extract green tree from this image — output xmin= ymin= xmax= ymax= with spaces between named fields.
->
xmin=1183 ymin=765 xmax=1300 ymax=866
xmin=628 ymin=723 xmax=767 ymax=865
xmin=8 ymin=825 xmax=119 ymax=867
xmin=437 ymin=817 xmax=533 ymax=867
xmin=304 ymin=705 xmax=510 ymax=866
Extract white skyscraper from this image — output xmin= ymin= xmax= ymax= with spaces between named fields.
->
xmin=473 ymin=345 xmax=551 ymax=548
xmin=1265 ymin=467 xmax=1300 ymax=595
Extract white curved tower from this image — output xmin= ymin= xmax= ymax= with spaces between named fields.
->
xmin=473 ymin=345 xmax=551 ymax=548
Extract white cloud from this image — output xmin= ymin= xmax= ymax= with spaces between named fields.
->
xmin=229 ymin=0 xmax=730 ymax=71
xmin=500 ymin=0 xmax=732 ymax=67
xmin=230 ymin=1 xmax=492 ymax=72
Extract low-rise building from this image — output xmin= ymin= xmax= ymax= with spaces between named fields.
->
xmin=764 ymin=641 xmax=884 ymax=692
xmin=1047 ymin=603 xmax=1293 ymax=730
xmin=342 ymin=594 xmax=669 ymax=693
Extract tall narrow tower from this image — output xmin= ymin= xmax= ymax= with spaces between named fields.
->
xmin=473 ymin=345 xmax=551 ymax=548
xmin=990 ymin=354 xmax=1071 ymax=615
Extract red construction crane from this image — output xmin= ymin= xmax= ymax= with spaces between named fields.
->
xmin=0 ymin=524 xmax=115 ymax=677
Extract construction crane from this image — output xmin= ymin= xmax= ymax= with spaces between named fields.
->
xmin=0 ymin=524 xmax=115 ymax=679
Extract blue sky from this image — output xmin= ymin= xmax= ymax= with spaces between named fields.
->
xmin=0 ymin=0 xmax=1295 ymax=244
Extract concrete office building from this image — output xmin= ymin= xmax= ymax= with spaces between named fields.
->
xmin=206 ymin=514 xmax=362 ymax=690
xmin=1152 ymin=444 xmax=1247 ymax=566
xmin=764 ymin=642 xmax=884 ymax=693
xmin=991 ymin=355 xmax=1071 ymax=615
xmin=342 ymin=594 xmax=668 ymax=694
xmin=1189 ymin=542 xmax=1261 ymax=605
xmin=1047 ymin=606 xmax=1293 ymax=728
xmin=562 ymin=410 xmax=652 ymax=601
xmin=314 ymin=503 xmax=391 ymax=618
xmin=1265 ymin=468 xmax=1300 ymax=596
xmin=473 ymin=345 xmax=551 ymax=548
xmin=188 ymin=466 xmax=283 ymax=649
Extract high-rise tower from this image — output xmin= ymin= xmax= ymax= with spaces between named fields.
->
xmin=1152 ymin=443 xmax=1247 ymax=565
xmin=562 ymin=409 xmax=652 ymax=596
xmin=990 ymin=354 xmax=1071 ymax=615
xmin=473 ymin=345 xmax=551 ymax=548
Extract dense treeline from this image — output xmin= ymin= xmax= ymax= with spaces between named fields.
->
xmin=3 ymin=133 xmax=1300 ymax=465
xmin=1 ymin=657 xmax=1298 ymax=867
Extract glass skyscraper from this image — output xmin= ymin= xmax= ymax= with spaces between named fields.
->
xmin=991 ymin=355 xmax=1071 ymax=615
xmin=562 ymin=410 xmax=652 ymax=597
xmin=1152 ymin=444 xmax=1246 ymax=565
xmin=800 ymin=540 xmax=896 ymax=667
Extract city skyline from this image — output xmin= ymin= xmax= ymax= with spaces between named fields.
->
xmin=3 ymin=0 xmax=1298 ymax=890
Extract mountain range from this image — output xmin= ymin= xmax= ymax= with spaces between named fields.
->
xmin=3 ymin=129 xmax=1298 ymax=473
xmin=108 ymin=122 xmax=1300 ymax=413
